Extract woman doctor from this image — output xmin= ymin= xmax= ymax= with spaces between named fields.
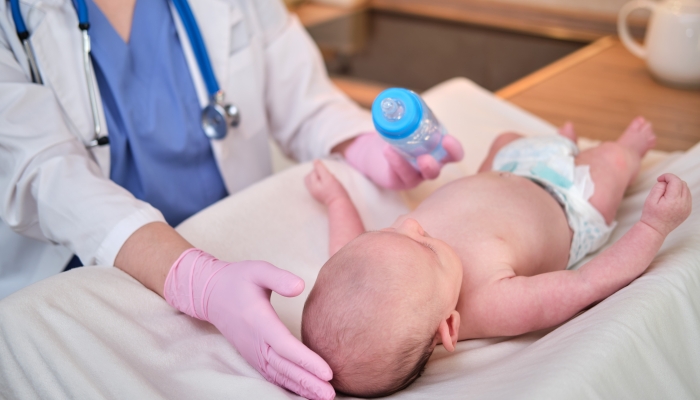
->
xmin=0 ymin=0 xmax=462 ymax=398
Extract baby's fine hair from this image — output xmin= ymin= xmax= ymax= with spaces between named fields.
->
xmin=301 ymin=245 xmax=438 ymax=397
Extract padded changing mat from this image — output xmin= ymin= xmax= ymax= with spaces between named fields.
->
xmin=1 ymin=79 xmax=699 ymax=399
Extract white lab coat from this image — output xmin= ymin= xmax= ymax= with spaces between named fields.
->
xmin=0 ymin=0 xmax=373 ymax=298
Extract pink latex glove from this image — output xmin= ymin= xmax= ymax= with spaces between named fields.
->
xmin=344 ymin=132 xmax=464 ymax=190
xmin=164 ymin=249 xmax=334 ymax=400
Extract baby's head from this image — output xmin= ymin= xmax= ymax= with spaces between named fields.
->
xmin=302 ymin=218 xmax=463 ymax=397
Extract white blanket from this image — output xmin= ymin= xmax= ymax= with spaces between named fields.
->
xmin=1 ymin=79 xmax=698 ymax=399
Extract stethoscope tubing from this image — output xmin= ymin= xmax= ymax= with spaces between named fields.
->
xmin=72 ymin=0 xmax=89 ymax=27
xmin=81 ymin=30 xmax=103 ymax=142
xmin=9 ymin=0 xmax=27 ymax=37
xmin=170 ymin=0 xmax=219 ymax=97
xmin=9 ymin=0 xmax=43 ymax=84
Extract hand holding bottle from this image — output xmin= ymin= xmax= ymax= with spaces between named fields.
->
xmin=344 ymin=88 xmax=463 ymax=190
xmin=344 ymin=131 xmax=463 ymax=190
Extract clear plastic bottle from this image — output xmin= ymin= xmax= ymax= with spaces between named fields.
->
xmin=371 ymin=88 xmax=447 ymax=168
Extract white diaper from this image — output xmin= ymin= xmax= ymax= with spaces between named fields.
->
xmin=492 ymin=135 xmax=615 ymax=268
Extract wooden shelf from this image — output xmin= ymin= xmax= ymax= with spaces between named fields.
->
xmin=369 ymin=0 xmax=645 ymax=42
xmin=296 ymin=0 xmax=647 ymax=41
xmin=292 ymin=2 xmax=366 ymax=27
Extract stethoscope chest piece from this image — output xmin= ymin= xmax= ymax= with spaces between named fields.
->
xmin=202 ymin=91 xmax=240 ymax=140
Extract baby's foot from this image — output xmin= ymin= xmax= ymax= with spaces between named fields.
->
xmin=558 ymin=122 xmax=577 ymax=142
xmin=617 ymin=116 xmax=657 ymax=157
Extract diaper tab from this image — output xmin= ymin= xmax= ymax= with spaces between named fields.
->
xmin=498 ymin=161 xmax=518 ymax=173
xmin=531 ymin=162 xmax=573 ymax=189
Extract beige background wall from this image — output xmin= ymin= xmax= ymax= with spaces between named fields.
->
xmin=308 ymin=0 xmax=638 ymax=17
xmin=494 ymin=0 xmax=633 ymax=15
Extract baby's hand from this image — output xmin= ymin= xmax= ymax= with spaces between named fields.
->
xmin=641 ymin=173 xmax=692 ymax=236
xmin=305 ymin=160 xmax=351 ymax=206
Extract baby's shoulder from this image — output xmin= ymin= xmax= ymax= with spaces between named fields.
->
xmin=459 ymin=244 xmax=518 ymax=287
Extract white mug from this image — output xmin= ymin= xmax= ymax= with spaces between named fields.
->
xmin=618 ymin=0 xmax=700 ymax=88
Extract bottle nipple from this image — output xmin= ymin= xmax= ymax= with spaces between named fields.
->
xmin=381 ymin=98 xmax=405 ymax=121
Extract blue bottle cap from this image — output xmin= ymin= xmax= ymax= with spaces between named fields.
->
xmin=372 ymin=88 xmax=423 ymax=139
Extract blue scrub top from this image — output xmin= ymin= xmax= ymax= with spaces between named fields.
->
xmin=86 ymin=0 xmax=228 ymax=227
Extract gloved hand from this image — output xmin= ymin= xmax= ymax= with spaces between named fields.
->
xmin=164 ymin=249 xmax=335 ymax=400
xmin=344 ymin=132 xmax=464 ymax=190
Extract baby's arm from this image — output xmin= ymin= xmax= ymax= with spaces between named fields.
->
xmin=578 ymin=173 xmax=692 ymax=299
xmin=464 ymin=174 xmax=692 ymax=338
xmin=305 ymin=160 xmax=365 ymax=256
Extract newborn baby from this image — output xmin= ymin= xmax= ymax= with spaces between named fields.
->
xmin=301 ymin=117 xmax=692 ymax=398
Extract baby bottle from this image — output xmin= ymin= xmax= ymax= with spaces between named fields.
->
xmin=371 ymin=88 xmax=448 ymax=168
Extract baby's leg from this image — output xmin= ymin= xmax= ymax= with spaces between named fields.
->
xmin=558 ymin=121 xmax=578 ymax=142
xmin=575 ymin=117 xmax=656 ymax=224
xmin=478 ymin=132 xmax=523 ymax=172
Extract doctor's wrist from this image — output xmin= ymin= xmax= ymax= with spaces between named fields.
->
xmin=115 ymin=221 xmax=193 ymax=298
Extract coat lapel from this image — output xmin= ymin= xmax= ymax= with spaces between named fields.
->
xmin=28 ymin=0 xmax=97 ymax=145
xmin=26 ymin=0 xmax=110 ymax=175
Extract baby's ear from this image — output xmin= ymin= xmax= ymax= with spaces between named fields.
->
xmin=437 ymin=311 xmax=461 ymax=352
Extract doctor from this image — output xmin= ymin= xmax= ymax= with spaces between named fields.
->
xmin=0 ymin=0 xmax=463 ymax=398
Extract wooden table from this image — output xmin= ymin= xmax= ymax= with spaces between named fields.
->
xmin=496 ymin=36 xmax=700 ymax=152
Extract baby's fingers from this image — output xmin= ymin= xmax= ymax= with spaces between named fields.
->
xmin=647 ymin=180 xmax=667 ymax=204
xmin=682 ymin=181 xmax=692 ymax=212
xmin=313 ymin=160 xmax=333 ymax=180
xmin=659 ymin=173 xmax=684 ymax=199
xmin=305 ymin=170 xmax=320 ymax=190
xmin=657 ymin=173 xmax=680 ymax=185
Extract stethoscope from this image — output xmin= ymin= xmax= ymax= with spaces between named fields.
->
xmin=9 ymin=0 xmax=240 ymax=147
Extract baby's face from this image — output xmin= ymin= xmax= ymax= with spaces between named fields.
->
xmin=374 ymin=218 xmax=464 ymax=311
xmin=346 ymin=218 xmax=463 ymax=317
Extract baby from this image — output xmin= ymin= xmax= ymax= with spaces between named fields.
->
xmin=301 ymin=117 xmax=692 ymax=398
